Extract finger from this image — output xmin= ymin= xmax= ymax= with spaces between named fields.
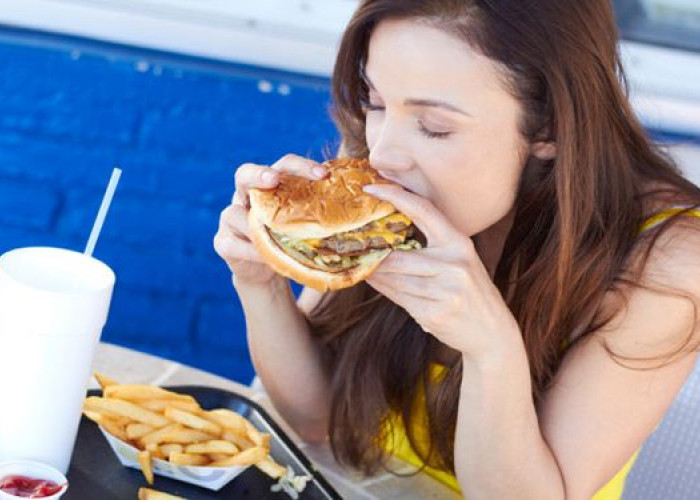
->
xmin=231 ymin=190 xmax=246 ymax=208
xmin=225 ymin=205 xmax=253 ymax=239
xmin=234 ymin=163 xmax=280 ymax=205
xmin=271 ymin=154 xmax=328 ymax=180
xmin=219 ymin=205 xmax=251 ymax=240
xmin=367 ymin=272 xmax=437 ymax=301
xmin=365 ymin=279 xmax=435 ymax=319
xmin=374 ymin=250 xmax=441 ymax=277
xmin=365 ymin=278 xmax=408 ymax=309
xmin=213 ymin=232 xmax=263 ymax=264
xmin=363 ymin=184 xmax=457 ymax=247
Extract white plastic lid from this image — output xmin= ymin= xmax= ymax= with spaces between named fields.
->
xmin=0 ymin=247 xmax=115 ymax=336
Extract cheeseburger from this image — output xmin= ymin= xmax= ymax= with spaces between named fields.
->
xmin=248 ymin=158 xmax=422 ymax=291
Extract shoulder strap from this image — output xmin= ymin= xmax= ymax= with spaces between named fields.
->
xmin=639 ymin=206 xmax=700 ymax=234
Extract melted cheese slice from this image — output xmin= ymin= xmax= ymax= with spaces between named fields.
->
xmin=303 ymin=213 xmax=412 ymax=249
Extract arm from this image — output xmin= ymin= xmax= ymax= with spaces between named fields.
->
xmin=359 ymin=185 xmax=700 ymax=499
xmin=214 ymin=154 xmax=332 ymax=443
xmin=455 ymin=340 xmax=565 ymax=499
xmin=453 ymin=222 xmax=700 ymax=499
xmin=237 ymin=279 xmax=331 ymax=442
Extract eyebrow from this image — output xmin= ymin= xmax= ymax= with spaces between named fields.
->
xmin=364 ymin=74 xmax=472 ymax=117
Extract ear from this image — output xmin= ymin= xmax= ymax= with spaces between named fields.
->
xmin=531 ymin=141 xmax=556 ymax=160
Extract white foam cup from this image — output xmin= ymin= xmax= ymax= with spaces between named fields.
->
xmin=0 ymin=247 xmax=115 ymax=474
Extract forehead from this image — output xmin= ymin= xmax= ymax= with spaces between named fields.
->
xmin=365 ymin=18 xmax=507 ymax=101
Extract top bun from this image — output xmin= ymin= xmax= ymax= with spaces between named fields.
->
xmin=249 ymin=158 xmax=398 ymax=239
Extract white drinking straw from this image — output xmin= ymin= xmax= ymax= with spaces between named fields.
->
xmin=84 ymin=167 xmax=122 ymax=257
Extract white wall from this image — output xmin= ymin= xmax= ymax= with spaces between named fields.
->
xmin=670 ymin=145 xmax=700 ymax=186
xmin=0 ymin=0 xmax=697 ymax=178
xmin=0 ymin=0 xmax=357 ymax=76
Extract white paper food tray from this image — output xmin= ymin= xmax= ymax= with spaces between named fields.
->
xmin=100 ymin=427 xmax=249 ymax=491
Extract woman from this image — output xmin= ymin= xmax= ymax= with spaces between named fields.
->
xmin=214 ymin=1 xmax=700 ymax=498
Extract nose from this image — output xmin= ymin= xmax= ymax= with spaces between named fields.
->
xmin=368 ymin=121 xmax=413 ymax=175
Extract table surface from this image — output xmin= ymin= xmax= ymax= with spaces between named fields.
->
xmin=92 ymin=342 xmax=460 ymax=500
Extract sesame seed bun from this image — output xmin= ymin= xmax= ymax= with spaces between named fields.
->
xmin=248 ymin=158 xmax=398 ymax=291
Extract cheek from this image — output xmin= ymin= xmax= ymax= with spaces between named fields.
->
xmin=364 ymin=114 xmax=382 ymax=149
xmin=467 ymin=122 xmax=525 ymax=196
xmin=428 ymin=149 xmax=523 ymax=235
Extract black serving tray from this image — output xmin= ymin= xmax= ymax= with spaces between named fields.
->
xmin=66 ymin=385 xmax=341 ymax=500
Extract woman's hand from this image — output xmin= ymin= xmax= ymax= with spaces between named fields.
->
xmin=363 ymin=184 xmax=522 ymax=360
xmin=214 ymin=154 xmax=328 ymax=288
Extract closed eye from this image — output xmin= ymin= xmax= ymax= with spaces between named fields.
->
xmin=362 ymin=103 xmax=385 ymax=113
xmin=418 ymin=121 xmax=452 ymax=139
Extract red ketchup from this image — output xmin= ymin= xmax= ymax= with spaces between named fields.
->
xmin=0 ymin=475 xmax=65 ymax=498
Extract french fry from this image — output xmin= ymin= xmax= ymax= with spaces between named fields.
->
xmin=82 ymin=400 xmax=120 ymax=418
xmin=185 ymin=440 xmax=238 ymax=455
xmin=99 ymin=419 xmax=129 ymax=442
xmin=138 ymin=488 xmax=185 ymax=500
xmin=168 ymin=452 xmax=209 ymax=466
xmin=111 ymin=416 xmax=133 ymax=427
xmin=164 ymin=407 xmax=221 ymax=436
xmin=138 ymin=450 xmax=154 ymax=485
xmin=208 ymin=446 xmax=267 ymax=467
xmin=208 ymin=453 xmax=232 ymax=462
xmin=203 ymin=409 xmax=266 ymax=447
xmin=82 ymin=410 xmax=131 ymax=428
xmin=256 ymin=456 xmax=288 ymax=479
xmin=94 ymin=371 xmax=118 ymax=390
xmin=244 ymin=422 xmax=268 ymax=448
xmin=139 ymin=424 xmax=183 ymax=447
xmin=104 ymin=384 xmax=197 ymax=403
xmin=140 ymin=399 xmax=201 ymax=413
xmin=145 ymin=427 xmax=216 ymax=446
xmin=159 ymin=443 xmax=183 ymax=456
xmin=82 ymin=410 xmax=131 ymax=441
xmin=84 ymin=397 xmax=170 ymax=427
xmin=126 ymin=422 xmax=156 ymax=441
xmin=145 ymin=443 xmax=166 ymax=460
xmin=81 ymin=410 xmax=103 ymax=424
xmin=221 ymin=429 xmax=254 ymax=450
xmin=82 ymin=410 xmax=129 ymax=442
xmin=201 ymin=409 xmax=249 ymax=435
xmin=254 ymin=432 xmax=271 ymax=451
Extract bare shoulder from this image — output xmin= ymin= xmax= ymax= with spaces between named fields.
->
xmin=538 ymin=216 xmax=700 ymax=497
xmin=596 ymin=215 xmax=700 ymax=360
xmin=641 ymin=214 xmax=700 ymax=289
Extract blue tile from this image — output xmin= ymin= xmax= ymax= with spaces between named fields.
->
xmin=0 ymin=27 xmax=336 ymax=383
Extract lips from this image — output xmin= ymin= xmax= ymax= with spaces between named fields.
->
xmin=375 ymin=173 xmax=419 ymax=195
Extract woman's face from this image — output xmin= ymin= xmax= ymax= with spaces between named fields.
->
xmin=365 ymin=19 xmax=526 ymax=236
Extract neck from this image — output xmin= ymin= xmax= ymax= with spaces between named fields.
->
xmin=473 ymin=210 xmax=515 ymax=278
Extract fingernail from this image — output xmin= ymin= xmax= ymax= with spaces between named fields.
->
xmin=363 ymin=185 xmax=379 ymax=194
xmin=312 ymin=166 xmax=327 ymax=178
xmin=262 ymin=171 xmax=277 ymax=184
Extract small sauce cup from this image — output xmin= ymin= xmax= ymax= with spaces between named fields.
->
xmin=0 ymin=461 xmax=68 ymax=499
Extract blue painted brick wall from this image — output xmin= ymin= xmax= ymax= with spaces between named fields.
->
xmin=0 ymin=28 xmax=338 ymax=383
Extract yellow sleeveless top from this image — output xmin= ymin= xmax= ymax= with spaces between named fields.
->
xmin=384 ymin=207 xmax=700 ymax=498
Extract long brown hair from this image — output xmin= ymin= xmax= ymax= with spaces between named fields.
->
xmin=309 ymin=0 xmax=700 ymax=476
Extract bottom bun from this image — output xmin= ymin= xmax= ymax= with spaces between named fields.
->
xmin=248 ymin=212 xmax=390 ymax=292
